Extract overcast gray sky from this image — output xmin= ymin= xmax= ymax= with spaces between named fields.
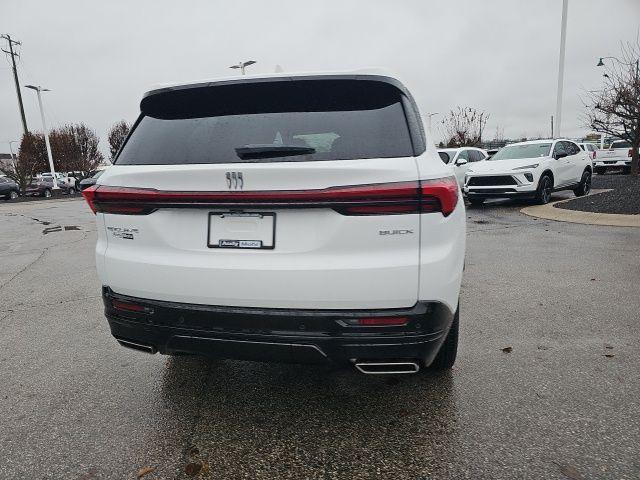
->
xmin=2 ymin=0 xmax=639 ymax=155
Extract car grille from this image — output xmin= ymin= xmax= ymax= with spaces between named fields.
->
xmin=467 ymin=175 xmax=517 ymax=186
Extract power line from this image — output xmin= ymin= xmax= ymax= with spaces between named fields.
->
xmin=1 ymin=34 xmax=28 ymax=135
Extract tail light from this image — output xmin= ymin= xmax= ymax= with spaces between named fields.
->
xmin=629 ymin=149 xmax=633 ymax=158
xmin=81 ymin=185 xmax=97 ymax=213
xmin=593 ymin=151 xmax=597 ymax=159
xmin=82 ymin=177 xmax=459 ymax=217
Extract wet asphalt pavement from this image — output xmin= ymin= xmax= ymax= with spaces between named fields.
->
xmin=0 ymin=195 xmax=639 ymax=479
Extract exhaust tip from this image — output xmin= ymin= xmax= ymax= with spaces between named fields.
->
xmin=116 ymin=338 xmax=157 ymax=354
xmin=354 ymin=361 xmax=420 ymax=375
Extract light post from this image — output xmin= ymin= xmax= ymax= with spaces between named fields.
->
xmin=24 ymin=85 xmax=58 ymax=189
xmin=229 ymin=60 xmax=256 ymax=75
xmin=7 ymin=140 xmax=19 ymax=167
xmin=554 ymin=0 xmax=569 ymax=138
xmin=597 ymin=56 xmax=640 ymax=83
xmin=425 ymin=112 xmax=439 ymax=132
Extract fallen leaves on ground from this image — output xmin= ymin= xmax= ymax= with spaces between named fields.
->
xmin=185 ymin=460 xmax=210 ymax=477
xmin=501 ymin=347 xmax=513 ymax=353
xmin=558 ymin=464 xmax=584 ymax=480
xmin=603 ymin=353 xmax=615 ymax=358
xmin=137 ymin=466 xmax=156 ymax=478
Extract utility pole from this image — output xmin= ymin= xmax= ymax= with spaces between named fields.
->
xmin=550 ymin=116 xmax=554 ymax=139
xmin=1 ymin=34 xmax=28 ymax=134
xmin=554 ymin=0 xmax=568 ymax=138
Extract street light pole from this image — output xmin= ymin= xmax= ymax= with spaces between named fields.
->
xmin=229 ymin=60 xmax=256 ymax=75
xmin=554 ymin=0 xmax=569 ymax=138
xmin=24 ymin=85 xmax=58 ymax=189
xmin=425 ymin=113 xmax=439 ymax=133
xmin=7 ymin=140 xmax=18 ymax=162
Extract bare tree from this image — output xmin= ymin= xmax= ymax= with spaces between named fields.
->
xmin=49 ymin=123 xmax=104 ymax=172
xmin=0 ymin=133 xmax=45 ymax=192
xmin=108 ymin=120 xmax=131 ymax=161
xmin=584 ymin=40 xmax=640 ymax=175
xmin=440 ymin=107 xmax=489 ymax=147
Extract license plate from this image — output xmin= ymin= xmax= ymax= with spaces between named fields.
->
xmin=208 ymin=212 xmax=275 ymax=249
xmin=604 ymin=161 xmax=616 ymax=164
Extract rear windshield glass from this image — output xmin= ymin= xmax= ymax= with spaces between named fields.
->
xmin=489 ymin=143 xmax=552 ymax=160
xmin=611 ymin=141 xmax=631 ymax=148
xmin=116 ymin=79 xmax=414 ymax=165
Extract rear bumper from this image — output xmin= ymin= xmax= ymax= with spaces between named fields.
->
xmin=594 ymin=160 xmax=630 ymax=167
xmin=102 ymin=287 xmax=454 ymax=366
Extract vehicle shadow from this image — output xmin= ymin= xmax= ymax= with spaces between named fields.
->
xmin=160 ymin=355 xmax=460 ymax=478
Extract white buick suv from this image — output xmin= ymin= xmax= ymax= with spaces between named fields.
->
xmin=83 ymin=72 xmax=466 ymax=374
xmin=463 ymin=139 xmax=593 ymax=205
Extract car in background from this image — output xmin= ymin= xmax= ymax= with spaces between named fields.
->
xmin=463 ymin=139 xmax=592 ymax=205
xmin=593 ymin=140 xmax=635 ymax=174
xmin=578 ymin=143 xmax=598 ymax=161
xmin=0 ymin=177 xmax=19 ymax=200
xmin=437 ymin=147 xmax=488 ymax=186
xmin=79 ymin=170 xmax=104 ymax=190
xmin=25 ymin=176 xmax=76 ymax=197
xmin=486 ymin=148 xmax=500 ymax=159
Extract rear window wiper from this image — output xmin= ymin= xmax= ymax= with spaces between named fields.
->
xmin=235 ymin=144 xmax=316 ymax=160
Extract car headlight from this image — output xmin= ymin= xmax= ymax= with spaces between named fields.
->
xmin=512 ymin=164 xmax=539 ymax=170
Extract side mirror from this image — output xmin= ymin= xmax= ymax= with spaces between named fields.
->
xmin=554 ymin=152 xmax=568 ymax=160
xmin=455 ymin=158 xmax=468 ymax=166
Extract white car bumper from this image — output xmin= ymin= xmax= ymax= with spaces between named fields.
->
xmin=463 ymin=172 xmax=537 ymax=198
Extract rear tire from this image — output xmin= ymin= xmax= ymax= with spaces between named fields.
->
xmin=68 ymin=187 xmax=76 ymax=195
xmin=428 ymin=306 xmax=459 ymax=371
xmin=534 ymin=174 xmax=553 ymax=205
xmin=43 ymin=189 xmax=52 ymax=198
xmin=595 ymin=166 xmax=606 ymax=175
xmin=573 ymin=170 xmax=592 ymax=197
xmin=469 ymin=197 xmax=485 ymax=206
xmin=10 ymin=190 xmax=19 ymax=200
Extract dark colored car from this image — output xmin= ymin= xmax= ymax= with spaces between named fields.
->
xmin=79 ymin=170 xmax=104 ymax=190
xmin=0 ymin=177 xmax=20 ymax=200
xmin=25 ymin=177 xmax=75 ymax=197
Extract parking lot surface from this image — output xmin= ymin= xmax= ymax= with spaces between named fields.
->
xmin=1 ymin=196 xmax=639 ymax=479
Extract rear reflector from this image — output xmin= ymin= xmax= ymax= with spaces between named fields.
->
xmin=112 ymin=299 xmax=153 ymax=314
xmin=357 ymin=316 xmax=409 ymax=326
xmin=83 ymin=177 xmax=458 ymax=217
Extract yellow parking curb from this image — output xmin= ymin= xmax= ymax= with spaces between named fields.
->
xmin=520 ymin=191 xmax=640 ymax=228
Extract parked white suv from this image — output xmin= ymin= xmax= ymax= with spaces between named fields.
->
xmin=438 ymin=147 xmax=488 ymax=187
xmin=83 ymin=73 xmax=466 ymax=374
xmin=463 ymin=139 xmax=593 ymax=205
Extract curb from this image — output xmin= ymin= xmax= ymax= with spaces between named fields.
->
xmin=520 ymin=190 xmax=640 ymax=228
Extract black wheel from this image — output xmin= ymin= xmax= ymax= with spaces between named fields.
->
xmin=68 ymin=187 xmax=76 ymax=195
xmin=469 ymin=197 xmax=485 ymax=206
xmin=595 ymin=166 xmax=606 ymax=175
xmin=428 ymin=306 xmax=459 ymax=371
xmin=573 ymin=170 xmax=592 ymax=197
xmin=10 ymin=190 xmax=19 ymax=200
xmin=534 ymin=174 xmax=553 ymax=205
xmin=43 ymin=189 xmax=52 ymax=198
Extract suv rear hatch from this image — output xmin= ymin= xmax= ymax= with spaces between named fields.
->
xmin=92 ymin=76 xmax=426 ymax=309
